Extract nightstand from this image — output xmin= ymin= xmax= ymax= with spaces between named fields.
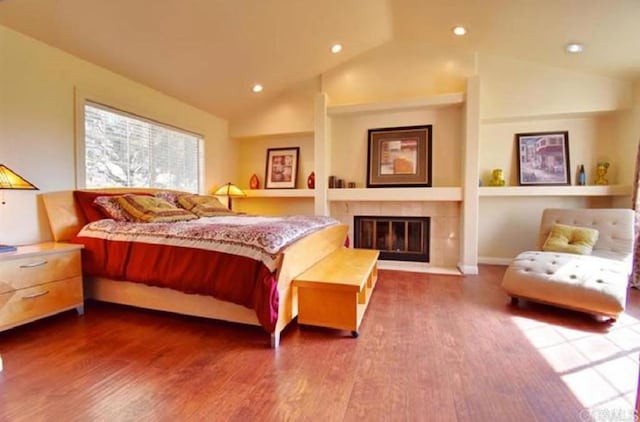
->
xmin=0 ymin=242 xmax=84 ymax=332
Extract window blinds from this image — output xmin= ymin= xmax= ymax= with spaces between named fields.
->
xmin=84 ymin=102 xmax=201 ymax=192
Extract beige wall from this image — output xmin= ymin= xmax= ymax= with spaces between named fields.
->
xmin=479 ymin=115 xmax=621 ymax=186
xmin=234 ymin=198 xmax=314 ymax=216
xmin=229 ymin=78 xmax=319 ymax=138
xmin=234 ymin=133 xmax=314 ymax=190
xmin=477 ymin=56 xmax=634 ymax=261
xmin=478 ymin=196 xmax=614 ymax=261
xmin=228 ymin=42 xmax=637 ymax=267
xmin=479 ymin=55 xmax=632 ymax=120
xmin=321 ymin=41 xmax=474 ymax=106
xmin=616 ymin=81 xmax=640 ymax=188
xmin=0 ymin=25 xmax=231 ymax=245
xmin=330 ymin=106 xmax=462 ymax=188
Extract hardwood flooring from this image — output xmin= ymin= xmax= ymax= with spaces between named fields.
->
xmin=1 ymin=265 xmax=639 ymax=421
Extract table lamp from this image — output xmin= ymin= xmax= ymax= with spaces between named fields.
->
xmin=0 ymin=164 xmax=39 ymax=252
xmin=213 ymin=182 xmax=245 ymax=210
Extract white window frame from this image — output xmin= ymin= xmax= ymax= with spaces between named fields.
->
xmin=75 ymin=92 xmax=204 ymax=192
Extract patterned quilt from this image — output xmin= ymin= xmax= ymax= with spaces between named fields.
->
xmin=77 ymin=215 xmax=339 ymax=272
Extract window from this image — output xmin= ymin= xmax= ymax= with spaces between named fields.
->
xmin=82 ymin=102 xmax=202 ymax=192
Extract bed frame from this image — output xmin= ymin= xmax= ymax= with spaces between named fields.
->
xmin=41 ymin=189 xmax=348 ymax=348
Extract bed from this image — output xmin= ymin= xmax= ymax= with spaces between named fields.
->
xmin=41 ymin=188 xmax=348 ymax=347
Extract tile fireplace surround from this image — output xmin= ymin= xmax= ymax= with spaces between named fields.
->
xmin=330 ymin=201 xmax=460 ymax=274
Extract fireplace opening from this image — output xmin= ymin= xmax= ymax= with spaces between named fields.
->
xmin=354 ymin=216 xmax=430 ymax=262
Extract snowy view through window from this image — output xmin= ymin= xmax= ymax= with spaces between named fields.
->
xmin=84 ymin=103 xmax=201 ymax=192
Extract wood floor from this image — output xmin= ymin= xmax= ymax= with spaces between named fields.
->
xmin=1 ymin=265 xmax=639 ymax=421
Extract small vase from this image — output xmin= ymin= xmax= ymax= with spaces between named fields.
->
xmin=307 ymin=171 xmax=315 ymax=189
xmin=249 ymin=174 xmax=260 ymax=189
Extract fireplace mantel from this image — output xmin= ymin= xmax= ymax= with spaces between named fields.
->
xmin=327 ymin=187 xmax=462 ymax=202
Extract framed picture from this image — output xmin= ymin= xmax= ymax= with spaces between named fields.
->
xmin=265 ymin=147 xmax=299 ymax=189
xmin=367 ymin=125 xmax=432 ymax=188
xmin=516 ymin=131 xmax=570 ymax=186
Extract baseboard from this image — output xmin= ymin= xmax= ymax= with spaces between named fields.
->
xmin=478 ymin=257 xmax=512 ymax=266
xmin=457 ymin=264 xmax=479 ymax=275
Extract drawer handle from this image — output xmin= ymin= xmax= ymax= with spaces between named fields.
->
xmin=21 ymin=290 xmax=50 ymax=300
xmin=19 ymin=260 xmax=48 ymax=269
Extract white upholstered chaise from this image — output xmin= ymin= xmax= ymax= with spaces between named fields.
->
xmin=501 ymin=208 xmax=634 ymax=320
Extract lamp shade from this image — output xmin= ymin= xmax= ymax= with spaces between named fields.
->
xmin=0 ymin=164 xmax=38 ymax=190
xmin=214 ymin=182 xmax=245 ymax=198
xmin=213 ymin=182 xmax=245 ymax=211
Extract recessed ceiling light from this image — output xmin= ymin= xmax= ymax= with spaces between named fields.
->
xmin=252 ymin=84 xmax=263 ymax=93
xmin=565 ymin=43 xmax=584 ymax=54
xmin=452 ymin=26 xmax=467 ymax=36
xmin=331 ymin=43 xmax=343 ymax=54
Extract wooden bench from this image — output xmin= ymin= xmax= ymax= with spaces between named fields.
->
xmin=293 ymin=248 xmax=379 ymax=337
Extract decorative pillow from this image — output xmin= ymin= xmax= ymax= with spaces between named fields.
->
xmin=116 ymin=194 xmax=198 ymax=223
xmin=93 ymin=196 xmax=130 ymax=221
xmin=155 ymin=191 xmax=182 ymax=207
xmin=542 ymin=223 xmax=599 ymax=255
xmin=176 ymin=194 xmax=233 ymax=217
xmin=74 ymin=191 xmax=153 ymax=223
xmin=74 ymin=191 xmax=116 ymax=223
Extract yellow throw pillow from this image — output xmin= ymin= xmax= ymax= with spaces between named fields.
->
xmin=542 ymin=223 xmax=599 ymax=255
xmin=117 ymin=194 xmax=198 ymax=223
xmin=177 ymin=194 xmax=233 ymax=217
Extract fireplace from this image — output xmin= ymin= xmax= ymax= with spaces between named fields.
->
xmin=354 ymin=216 xmax=430 ymax=262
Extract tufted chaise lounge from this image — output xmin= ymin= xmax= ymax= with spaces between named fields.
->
xmin=501 ymin=208 xmax=634 ymax=320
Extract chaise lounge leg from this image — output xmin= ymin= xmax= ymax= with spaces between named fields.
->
xmin=270 ymin=331 xmax=280 ymax=349
xmin=594 ymin=314 xmax=615 ymax=323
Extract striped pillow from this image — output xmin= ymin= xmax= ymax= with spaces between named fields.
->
xmin=177 ymin=194 xmax=233 ymax=217
xmin=93 ymin=196 xmax=130 ymax=221
xmin=117 ymin=194 xmax=198 ymax=223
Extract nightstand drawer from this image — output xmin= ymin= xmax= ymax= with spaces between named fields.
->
xmin=0 ymin=250 xmax=81 ymax=294
xmin=0 ymin=276 xmax=83 ymax=330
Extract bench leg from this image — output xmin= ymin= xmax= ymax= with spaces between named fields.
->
xmin=351 ymin=330 xmax=359 ymax=338
xmin=270 ymin=331 xmax=280 ymax=349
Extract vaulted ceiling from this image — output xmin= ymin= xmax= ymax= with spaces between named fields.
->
xmin=0 ymin=0 xmax=638 ymax=119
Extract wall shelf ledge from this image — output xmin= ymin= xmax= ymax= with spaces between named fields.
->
xmin=327 ymin=93 xmax=464 ymax=116
xmin=479 ymin=185 xmax=631 ymax=197
xmin=241 ymin=189 xmax=315 ymax=198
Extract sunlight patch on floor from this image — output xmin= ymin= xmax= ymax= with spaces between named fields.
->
xmin=511 ymin=312 xmax=640 ymax=417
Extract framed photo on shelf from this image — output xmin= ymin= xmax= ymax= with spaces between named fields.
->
xmin=366 ymin=125 xmax=432 ymax=188
xmin=516 ymin=131 xmax=570 ymax=186
xmin=265 ymin=147 xmax=299 ymax=189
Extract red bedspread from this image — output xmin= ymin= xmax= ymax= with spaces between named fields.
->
xmin=75 ymin=236 xmax=279 ymax=331
xmin=72 ymin=215 xmax=339 ymax=332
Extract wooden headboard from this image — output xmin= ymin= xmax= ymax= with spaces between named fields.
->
xmin=41 ymin=188 xmax=177 ymax=242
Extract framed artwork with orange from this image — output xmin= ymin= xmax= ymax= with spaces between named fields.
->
xmin=366 ymin=125 xmax=432 ymax=188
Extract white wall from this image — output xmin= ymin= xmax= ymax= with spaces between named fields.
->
xmin=0 ymin=25 xmax=231 ymax=245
